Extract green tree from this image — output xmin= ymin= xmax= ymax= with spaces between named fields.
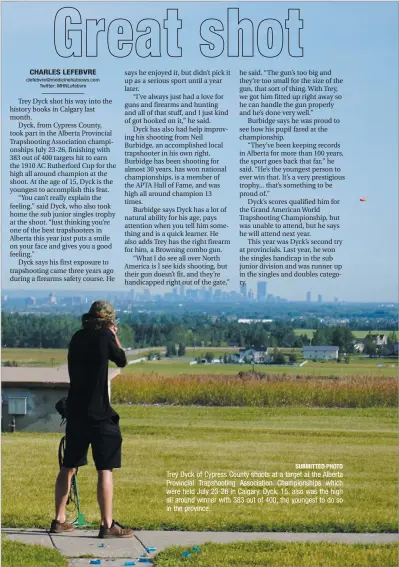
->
xmin=166 ymin=342 xmax=177 ymax=357
xmin=312 ymin=326 xmax=355 ymax=354
xmin=204 ymin=352 xmax=214 ymax=363
xmin=118 ymin=324 xmax=134 ymax=348
xmin=386 ymin=331 xmax=397 ymax=355
xmin=274 ymin=352 xmax=286 ymax=365
xmin=331 ymin=326 xmax=355 ymax=354
xmin=273 ymin=349 xmax=286 ymax=364
xmin=363 ymin=334 xmax=377 ymax=357
xmin=312 ymin=327 xmax=330 ymax=346
xmin=178 ymin=343 xmax=186 ymax=357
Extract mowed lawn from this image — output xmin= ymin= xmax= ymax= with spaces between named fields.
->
xmin=2 ymin=406 xmax=397 ymax=532
xmin=1 ymin=348 xmax=68 ymax=367
xmin=154 ymin=541 xmax=399 ymax=567
xmin=121 ymin=358 xmax=398 ymax=377
xmin=0 ymin=348 xmax=157 ymax=367
xmin=2 ymin=348 xmax=397 ymax=376
xmin=1 ymin=539 xmax=67 ymax=567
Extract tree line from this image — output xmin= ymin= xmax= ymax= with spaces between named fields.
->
xmin=1 ymin=312 xmax=310 ymax=350
xmin=1 ymin=311 xmax=395 ymax=354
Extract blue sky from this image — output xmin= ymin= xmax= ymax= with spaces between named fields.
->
xmin=2 ymin=2 xmax=398 ymax=301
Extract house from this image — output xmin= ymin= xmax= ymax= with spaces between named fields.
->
xmin=231 ymin=349 xmax=265 ymax=363
xmin=302 ymin=346 xmax=339 ymax=360
xmin=237 ymin=319 xmax=273 ymax=324
xmin=1 ymin=366 xmax=120 ymax=433
xmin=368 ymin=334 xmax=388 ymax=346
xmin=354 ymin=339 xmax=365 ymax=353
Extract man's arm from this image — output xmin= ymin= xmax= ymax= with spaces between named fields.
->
xmin=108 ymin=331 xmax=127 ymax=368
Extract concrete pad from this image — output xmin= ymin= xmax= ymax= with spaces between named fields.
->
xmin=50 ymin=530 xmax=145 ymax=558
xmin=3 ymin=527 xmax=398 ymax=567
xmin=2 ymin=528 xmax=54 ymax=549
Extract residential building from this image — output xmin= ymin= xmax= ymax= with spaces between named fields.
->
xmin=302 ymin=345 xmax=339 ymax=360
xmin=368 ymin=334 xmax=388 ymax=346
xmin=354 ymin=339 xmax=365 ymax=353
xmin=231 ymin=349 xmax=265 ymax=363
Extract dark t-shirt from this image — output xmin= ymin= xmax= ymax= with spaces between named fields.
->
xmin=67 ymin=327 xmax=127 ymax=421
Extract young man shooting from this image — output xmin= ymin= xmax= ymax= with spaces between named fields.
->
xmin=50 ymin=300 xmax=134 ymax=538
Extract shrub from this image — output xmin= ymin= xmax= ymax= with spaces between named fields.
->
xmin=3 ymin=360 xmax=18 ymax=367
xmin=274 ymin=352 xmax=286 ymax=365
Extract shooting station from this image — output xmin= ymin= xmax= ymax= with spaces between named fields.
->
xmin=1 ymin=367 xmax=121 ymax=433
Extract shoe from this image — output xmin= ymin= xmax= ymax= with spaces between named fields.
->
xmin=98 ymin=519 xmax=134 ymax=538
xmin=50 ymin=519 xmax=75 ymax=533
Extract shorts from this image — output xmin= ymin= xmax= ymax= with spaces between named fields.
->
xmin=62 ymin=415 xmax=122 ymax=470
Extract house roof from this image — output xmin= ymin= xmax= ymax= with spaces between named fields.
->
xmin=1 ymin=367 xmax=120 ymax=388
xmin=368 ymin=334 xmax=386 ymax=339
xmin=302 ymin=346 xmax=339 ymax=351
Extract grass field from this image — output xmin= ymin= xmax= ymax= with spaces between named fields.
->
xmin=1 ymin=539 xmax=67 ymax=567
xmin=121 ymin=358 xmax=398 ymax=377
xmin=0 ymin=347 xmax=159 ymax=367
xmin=2 ymin=406 xmax=397 ymax=532
xmin=154 ymin=541 xmax=399 ymax=567
xmin=1 ymin=348 xmax=68 ymax=367
xmin=2 ymin=348 xmax=397 ymax=377
xmin=2 ymin=539 xmax=397 ymax=567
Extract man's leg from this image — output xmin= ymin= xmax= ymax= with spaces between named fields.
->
xmin=53 ymin=418 xmax=89 ymax=531
xmin=97 ymin=469 xmax=113 ymax=528
xmin=54 ymin=467 xmax=76 ymax=524
xmin=93 ymin=419 xmax=133 ymax=537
